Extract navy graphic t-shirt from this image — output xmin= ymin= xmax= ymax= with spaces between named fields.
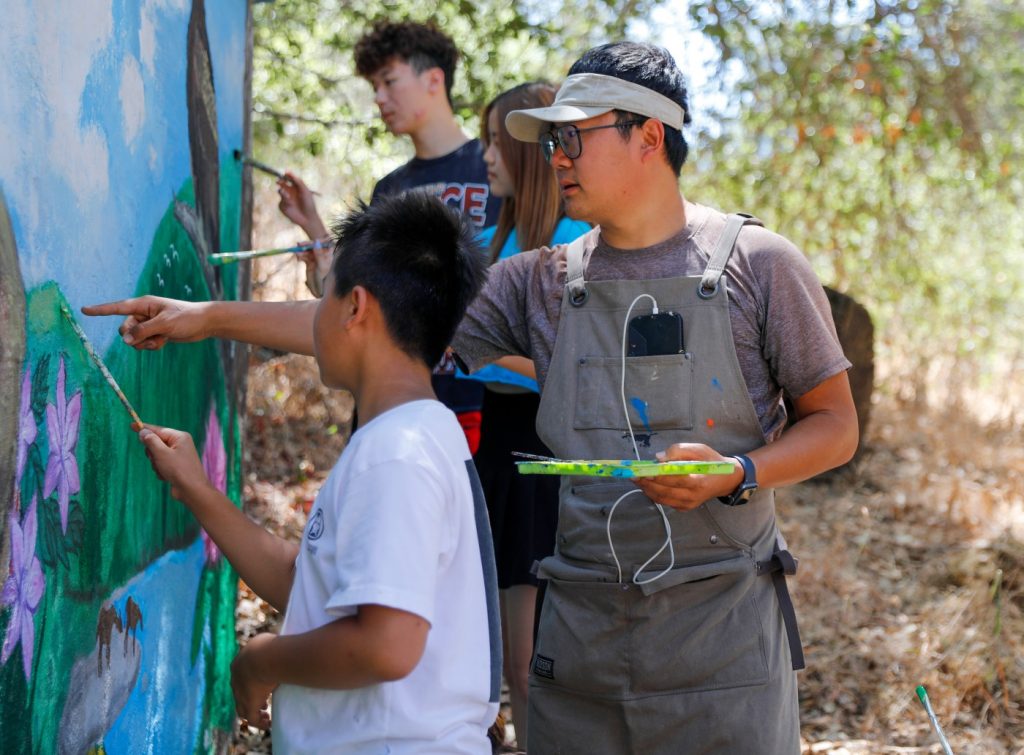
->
xmin=371 ymin=139 xmax=498 ymax=415
xmin=371 ymin=139 xmax=500 ymax=230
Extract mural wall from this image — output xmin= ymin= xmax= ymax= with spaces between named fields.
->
xmin=0 ymin=1 xmax=251 ymax=751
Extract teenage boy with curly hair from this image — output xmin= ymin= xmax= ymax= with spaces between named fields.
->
xmin=278 ymin=20 xmax=498 ymax=450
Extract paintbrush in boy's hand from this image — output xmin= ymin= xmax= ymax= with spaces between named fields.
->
xmin=60 ymin=303 xmax=144 ymax=428
xmin=233 ymin=150 xmax=320 ymax=195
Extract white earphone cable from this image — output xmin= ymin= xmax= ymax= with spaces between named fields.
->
xmin=605 ymin=293 xmax=676 ymax=585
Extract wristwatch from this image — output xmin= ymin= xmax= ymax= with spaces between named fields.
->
xmin=718 ymin=454 xmax=758 ymax=506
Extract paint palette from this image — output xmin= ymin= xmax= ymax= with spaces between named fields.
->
xmin=515 ymin=459 xmax=736 ymax=478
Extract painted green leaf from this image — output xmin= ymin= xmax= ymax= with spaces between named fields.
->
xmin=30 ymin=352 xmax=50 ymax=421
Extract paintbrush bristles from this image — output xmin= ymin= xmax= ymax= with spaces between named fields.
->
xmin=232 ymin=150 xmax=320 ymax=194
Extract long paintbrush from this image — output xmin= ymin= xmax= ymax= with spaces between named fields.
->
xmin=60 ymin=303 xmax=144 ymax=427
xmin=209 ymin=240 xmax=328 ymax=266
xmin=915 ymin=685 xmax=954 ymax=755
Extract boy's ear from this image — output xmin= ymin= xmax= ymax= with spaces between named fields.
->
xmin=425 ymin=67 xmax=444 ymax=96
xmin=346 ymin=285 xmax=373 ymax=326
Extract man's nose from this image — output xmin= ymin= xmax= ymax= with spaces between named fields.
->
xmin=549 ymin=143 xmax=572 ymax=169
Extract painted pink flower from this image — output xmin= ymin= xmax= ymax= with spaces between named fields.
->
xmin=16 ymin=367 xmax=37 ymax=487
xmin=200 ymin=407 xmax=226 ymax=564
xmin=43 ymin=357 xmax=82 ymax=534
xmin=2 ymin=494 xmax=46 ymax=681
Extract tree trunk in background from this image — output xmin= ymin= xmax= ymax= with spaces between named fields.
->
xmin=826 ymin=286 xmax=875 ymax=458
xmin=785 ymin=287 xmax=874 ymax=468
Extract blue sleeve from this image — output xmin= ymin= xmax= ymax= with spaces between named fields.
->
xmin=457 ymin=220 xmax=585 ymax=392
xmin=550 ymin=218 xmax=591 ymax=245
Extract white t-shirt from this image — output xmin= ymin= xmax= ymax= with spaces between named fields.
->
xmin=272 ymin=400 xmax=500 ymax=754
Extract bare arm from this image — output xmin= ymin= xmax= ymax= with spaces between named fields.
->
xmin=139 ymin=425 xmax=298 ymax=608
xmin=636 ymin=370 xmax=858 ymax=510
xmin=82 ymin=296 xmax=317 ymax=356
xmin=206 ymin=299 xmax=317 ymax=355
xmin=231 ymin=606 xmax=429 ymax=727
xmin=493 ymin=355 xmax=537 ymax=380
xmin=747 ymin=369 xmax=859 ymax=488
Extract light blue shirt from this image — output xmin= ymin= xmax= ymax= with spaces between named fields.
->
xmin=461 ymin=217 xmax=591 ymax=392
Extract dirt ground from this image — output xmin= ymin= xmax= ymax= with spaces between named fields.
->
xmin=228 ymin=346 xmax=1024 ymax=754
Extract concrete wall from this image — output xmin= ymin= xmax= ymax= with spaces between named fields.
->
xmin=0 ymin=1 xmax=250 ymax=751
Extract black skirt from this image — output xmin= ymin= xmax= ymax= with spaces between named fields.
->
xmin=474 ymin=389 xmax=560 ymax=589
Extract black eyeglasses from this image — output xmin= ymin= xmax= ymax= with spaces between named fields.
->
xmin=539 ymin=120 xmax=645 ymax=163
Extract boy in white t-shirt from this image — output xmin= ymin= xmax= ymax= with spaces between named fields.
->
xmin=132 ymin=192 xmax=499 ymax=753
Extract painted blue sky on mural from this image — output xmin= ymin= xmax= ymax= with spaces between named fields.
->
xmin=0 ymin=0 xmax=245 ymax=351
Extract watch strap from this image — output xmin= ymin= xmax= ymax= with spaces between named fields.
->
xmin=718 ymin=454 xmax=757 ymax=506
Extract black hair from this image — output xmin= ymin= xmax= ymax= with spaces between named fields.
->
xmin=568 ymin=42 xmax=692 ymax=175
xmin=354 ymin=21 xmax=460 ymax=105
xmin=330 ymin=193 xmax=486 ymax=368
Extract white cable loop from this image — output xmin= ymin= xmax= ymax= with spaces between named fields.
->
xmin=605 ymin=293 xmax=676 ymax=585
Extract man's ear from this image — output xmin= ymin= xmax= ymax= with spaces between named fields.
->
xmin=638 ymin=119 xmax=666 ymax=164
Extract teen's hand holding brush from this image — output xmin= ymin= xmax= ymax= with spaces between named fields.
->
xmin=277 ymin=171 xmax=332 ymax=296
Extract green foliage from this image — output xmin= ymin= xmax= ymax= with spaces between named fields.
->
xmin=253 ymin=0 xmax=1024 ymax=410
xmin=252 ymin=0 xmax=666 ymax=201
xmin=688 ymin=0 xmax=1024 ymax=405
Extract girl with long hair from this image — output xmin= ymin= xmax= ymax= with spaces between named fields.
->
xmin=474 ymin=81 xmax=590 ymax=748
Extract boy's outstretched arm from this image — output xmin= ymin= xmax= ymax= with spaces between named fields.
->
xmin=139 ymin=425 xmax=298 ymax=610
xmin=81 ymin=296 xmax=317 ymax=355
xmin=231 ymin=606 xmax=430 ymax=727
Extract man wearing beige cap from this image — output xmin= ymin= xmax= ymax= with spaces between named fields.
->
xmin=454 ymin=42 xmax=858 ymax=752
xmin=84 ymin=40 xmax=858 ymax=754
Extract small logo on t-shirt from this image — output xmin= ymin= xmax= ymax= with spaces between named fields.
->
xmin=533 ymin=654 xmax=555 ymax=680
xmin=306 ymin=509 xmax=324 ymax=541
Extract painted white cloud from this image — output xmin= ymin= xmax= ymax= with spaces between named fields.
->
xmin=34 ymin=0 xmax=115 ymax=201
xmin=120 ymin=56 xmax=146 ymax=147
xmin=140 ymin=0 xmax=189 ymax=75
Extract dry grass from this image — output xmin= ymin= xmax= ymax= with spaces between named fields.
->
xmin=787 ymin=402 xmax=1024 ymax=753
xmin=232 ymin=365 xmax=1024 ymax=754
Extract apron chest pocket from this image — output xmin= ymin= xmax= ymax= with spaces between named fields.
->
xmin=574 ymin=354 xmax=695 ymax=432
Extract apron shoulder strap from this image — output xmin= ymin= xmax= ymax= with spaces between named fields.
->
xmin=699 ymin=213 xmax=758 ymax=297
xmin=565 ymin=231 xmax=591 ymax=306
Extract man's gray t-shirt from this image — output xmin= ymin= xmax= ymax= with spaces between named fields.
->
xmin=452 ymin=202 xmax=851 ymax=442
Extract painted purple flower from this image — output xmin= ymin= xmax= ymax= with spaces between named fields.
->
xmin=2 ymin=494 xmax=46 ymax=681
xmin=16 ymin=367 xmax=37 ymax=487
xmin=200 ymin=407 xmax=226 ymax=564
xmin=43 ymin=357 xmax=82 ymax=534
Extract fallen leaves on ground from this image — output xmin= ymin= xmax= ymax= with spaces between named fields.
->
xmin=233 ymin=353 xmax=1024 ymax=753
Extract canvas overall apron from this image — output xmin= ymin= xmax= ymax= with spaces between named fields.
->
xmin=528 ymin=216 xmax=803 ymax=754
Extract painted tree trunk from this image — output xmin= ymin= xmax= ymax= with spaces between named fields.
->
xmin=0 ymin=190 xmax=27 ymax=578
